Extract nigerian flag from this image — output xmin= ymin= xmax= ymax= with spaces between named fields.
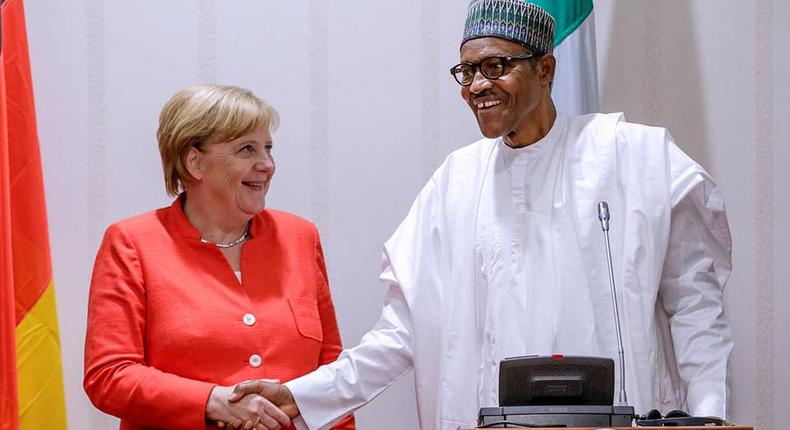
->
xmin=533 ymin=0 xmax=599 ymax=114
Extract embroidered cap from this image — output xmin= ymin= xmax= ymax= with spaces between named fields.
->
xmin=462 ymin=0 xmax=555 ymax=54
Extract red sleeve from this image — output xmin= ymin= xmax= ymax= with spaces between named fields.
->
xmin=313 ymin=229 xmax=356 ymax=430
xmin=83 ymin=224 xmax=215 ymax=429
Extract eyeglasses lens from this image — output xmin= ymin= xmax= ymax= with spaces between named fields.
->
xmin=480 ymin=58 xmax=505 ymax=80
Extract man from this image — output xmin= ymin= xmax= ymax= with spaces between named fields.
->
xmin=232 ymin=1 xmax=733 ymax=429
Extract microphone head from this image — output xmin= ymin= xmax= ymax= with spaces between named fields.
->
xmin=597 ymin=201 xmax=610 ymax=231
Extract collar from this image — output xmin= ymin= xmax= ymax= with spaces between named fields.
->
xmin=499 ymin=113 xmax=566 ymax=168
xmin=164 ymin=193 xmax=269 ymax=241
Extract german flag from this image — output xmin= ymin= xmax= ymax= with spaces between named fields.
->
xmin=1 ymin=0 xmax=67 ymax=428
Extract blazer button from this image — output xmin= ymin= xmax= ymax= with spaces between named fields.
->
xmin=243 ymin=313 xmax=256 ymax=326
xmin=249 ymin=354 xmax=262 ymax=368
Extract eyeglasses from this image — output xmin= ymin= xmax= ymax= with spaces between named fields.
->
xmin=449 ymin=54 xmax=539 ymax=86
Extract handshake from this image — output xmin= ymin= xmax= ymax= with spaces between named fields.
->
xmin=206 ymin=379 xmax=299 ymax=430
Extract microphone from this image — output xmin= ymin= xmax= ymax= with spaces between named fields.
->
xmin=597 ymin=201 xmax=628 ymax=406
xmin=597 ymin=201 xmax=610 ymax=231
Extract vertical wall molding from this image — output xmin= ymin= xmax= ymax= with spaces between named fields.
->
xmin=309 ymin=0 xmax=329 ymax=233
xmin=85 ymin=4 xmax=116 ymax=428
xmin=754 ymin=0 xmax=774 ymax=429
xmin=86 ymin=0 xmax=106 ymax=249
xmin=420 ymin=0 xmax=440 ymax=181
xmin=198 ymin=0 xmax=216 ymax=84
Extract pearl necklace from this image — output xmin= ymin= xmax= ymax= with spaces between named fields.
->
xmin=200 ymin=223 xmax=249 ymax=249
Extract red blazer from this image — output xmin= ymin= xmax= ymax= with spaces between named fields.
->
xmin=84 ymin=198 xmax=355 ymax=430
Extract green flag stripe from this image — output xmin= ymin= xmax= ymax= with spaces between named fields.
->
xmin=530 ymin=0 xmax=593 ymax=46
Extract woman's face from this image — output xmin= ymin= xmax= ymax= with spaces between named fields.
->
xmin=189 ymin=125 xmax=275 ymax=219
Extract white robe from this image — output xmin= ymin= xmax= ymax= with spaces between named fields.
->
xmin=286 ymin=113 xmax=733 ymax=430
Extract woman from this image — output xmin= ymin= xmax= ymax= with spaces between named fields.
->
xmin=84 ymin=85 xmax=355 ymax=430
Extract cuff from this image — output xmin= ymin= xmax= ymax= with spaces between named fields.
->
xmin=686 ymin=380 xmax=726 ymax=418
xmin=293 ymin=415 xmax=310 ymax=430
xmin=284 ymin=377 xmax=341 ymax=430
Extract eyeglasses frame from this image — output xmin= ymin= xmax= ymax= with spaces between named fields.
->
xmin=449 ymin=53 xmax=542 ymax=86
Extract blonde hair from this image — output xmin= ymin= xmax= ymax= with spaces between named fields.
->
xmin=157 ymin=85 xmax=279 ymax=196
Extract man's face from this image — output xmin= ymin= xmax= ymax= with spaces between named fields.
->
xmin=459 ymin=37 xmax=551 ymax=140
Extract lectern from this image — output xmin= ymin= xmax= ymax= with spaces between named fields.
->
xmin=466 ymin=427 xmax=753 ymax=429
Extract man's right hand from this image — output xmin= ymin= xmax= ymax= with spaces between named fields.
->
xmin=229 ymin=380 xmax=299 ymax=418
xmin=208 ymin=385 xmax=291 ymax=430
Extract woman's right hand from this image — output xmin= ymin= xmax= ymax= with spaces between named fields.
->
xmin=207 ymin=385 xmax=291 ymax=430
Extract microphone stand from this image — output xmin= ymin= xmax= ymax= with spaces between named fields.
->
xmin=597 ymin=201 xmax=628 ymax=406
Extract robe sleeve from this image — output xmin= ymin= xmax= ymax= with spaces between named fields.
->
xmin=285 ymin=178 xmax=444 ymax=430
xmin=83 ymin=223 xmax=216 ymax=429
xmin=659 ymin=142 xmax=734 ymax=418
xmin=313 ymin=230 xmax=356 ymax=430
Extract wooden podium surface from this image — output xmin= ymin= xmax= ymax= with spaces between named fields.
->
xmin=467 ymin=427 xmax=753 ymax=429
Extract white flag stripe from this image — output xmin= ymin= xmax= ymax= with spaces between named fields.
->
xmin=552 ymin=12 xmax=599 ymax=115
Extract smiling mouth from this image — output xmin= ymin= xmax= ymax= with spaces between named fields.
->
xmin=476 ymin=100 xmax=502 ymax=110
xmin=242 ymin=181 xmax=264 ymax=190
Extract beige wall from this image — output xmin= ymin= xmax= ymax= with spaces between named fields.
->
xmin=23 ymin=1 xmax=787 ymax=429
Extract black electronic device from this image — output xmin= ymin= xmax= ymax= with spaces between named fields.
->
xmin=478 ymin=405 xmax=635 ymax=428
xmin=478 ymin=355 xmax=635 ymax=428
xmin=636 ymin=409 xmax=727 ymax=427
xmin=498 ymin=355 xmax=614 ymax=406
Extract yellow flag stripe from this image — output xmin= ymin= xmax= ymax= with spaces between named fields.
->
xmin=15 ymin=280 xmax=67 ymax=429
